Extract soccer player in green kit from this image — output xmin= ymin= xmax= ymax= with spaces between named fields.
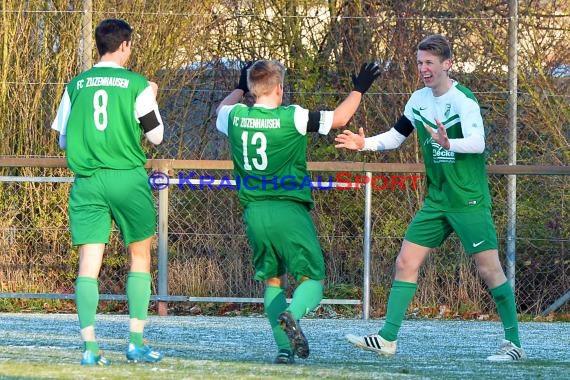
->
xmin=216 ymin=60 xmax=381 ymax=364
xmin=51 ymin=19 xmax=164 ymax=365
xmin=335 ymin=34 xmax=526 ymax=361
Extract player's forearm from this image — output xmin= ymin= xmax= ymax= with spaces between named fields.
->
xmin=216 ymin=89 xmax=245 ymax=114
xmin=362 ymin=128 xmax=406 ymax=151
xmin=331 ymin=91 xmax=362 ymax=129
xmin=448 ymin=134 xmax=485 ymax=153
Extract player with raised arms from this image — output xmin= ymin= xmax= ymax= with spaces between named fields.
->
xmin=216 ymin=59 xmax=380 ymax=364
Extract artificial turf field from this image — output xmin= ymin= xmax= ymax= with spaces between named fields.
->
xmin=0 ymin=313 xmax=568 ymax=379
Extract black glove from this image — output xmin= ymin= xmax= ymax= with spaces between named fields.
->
xmin=351 ymin=62 xmax=381 ymax=94
xmin=236 ymin=61 xmax=254 ymax=93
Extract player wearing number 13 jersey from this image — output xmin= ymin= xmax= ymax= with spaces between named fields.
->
xmin=216 ymin=60 xmax=380 ymax=364
xmin=51 ymin=19 xmax=164 ymax=366
xmin=221 ymin=104 xmax=317 ymax=208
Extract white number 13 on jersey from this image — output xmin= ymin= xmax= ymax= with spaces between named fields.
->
xmin=241 ymin=131 xmax=268 ymax=170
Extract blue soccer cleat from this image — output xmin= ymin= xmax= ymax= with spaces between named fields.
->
xmin=126 ymin=342 xmax=163 ymax=363
xmin=80 ymin=350 xmax=110 ymax=366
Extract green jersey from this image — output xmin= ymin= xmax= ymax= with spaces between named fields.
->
xmin=404 ymin=82 xmax=491 ymax=211
xmin=217 ymin=103 xmax=326 ymax=208
xmin=52 ymin=62 xmax=162 ymax=176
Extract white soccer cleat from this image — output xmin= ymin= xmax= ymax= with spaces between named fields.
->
xmin=486 ymin=340 xmax=527 ymax=361
xmin=345 ymin=333 xmax=397 ymax=356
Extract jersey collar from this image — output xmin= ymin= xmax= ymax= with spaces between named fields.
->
xmin=93 ymin=61 xmax=124 ymax=69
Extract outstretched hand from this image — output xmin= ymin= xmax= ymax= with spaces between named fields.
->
xmin=236 ymin=61 xmax=254 ymax=93
xmin=352 ymin=62 xmax=382 ymax=94
xmin=335 ymin=127 xmax=366 ymax=150
xmin=424 ymin=118 xmax=450 ymax=150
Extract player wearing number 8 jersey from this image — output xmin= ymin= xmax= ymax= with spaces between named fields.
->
xmin=216 ymin=60 xmax=380 ymax=363
xmin=51 ymin=19 xmax=164 ymax=365
xmin=56 ymin=63 xmax=157 ymax=176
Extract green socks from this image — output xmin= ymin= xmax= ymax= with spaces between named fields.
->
xmin=264 ymin=286 xmax=290 ymax=351
xmin=84 ymin=341 xmax=99 ymax=354
xmin=377 ymin=280 xmax=521 ymax=347
xmin=288 ymin=279 xmax=323 ymax=320
xmin=126 ymin=272 xmax=151 ymax=321
xmin=75 ymin=277 xmax=99 ymax=329
xmin=129 ymin=332 xmax=144 ymax=347
xmin=265 ymin=280 xmax=323 ymax=352
xmin=76 ymin=273 xmax=152 ymax=351
xmin=491 ymin=281 xmax=521 ymax=347
xmin=379 ymin=280 xmax=418 ymax=342
xmin=126 ymin=272 xmax=151 ymax=346
xmin=75 ymin=276 xmax=100 ymax=353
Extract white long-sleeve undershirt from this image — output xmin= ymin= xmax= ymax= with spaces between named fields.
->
xmin=362 ymin=127 xmax=485 ymax=154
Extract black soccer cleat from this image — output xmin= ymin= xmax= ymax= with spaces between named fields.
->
xmin=274 ymin=349 xmax=295 ymax=364
xmin=278 ymin=311 xmax=309 ymax=359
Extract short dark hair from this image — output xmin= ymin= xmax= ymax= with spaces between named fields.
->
xmin=417 ymin=34 xmax=452 ymax=61
xmin=95 ymin=19 xmax=133 ymax=56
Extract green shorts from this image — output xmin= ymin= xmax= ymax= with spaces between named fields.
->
xmin=69 ymin=167 xmax=156 ymax=246
xmin=243 ymin=200 xmax=325 ymax=282
xmin=404 ymin=204 xmax=498 ymax=254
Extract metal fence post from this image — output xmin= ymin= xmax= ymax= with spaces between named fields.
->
xmin=362 ymin=172 xmax=372 ymax=319
xmin=506 ymin=0 xmax=519 ymax=288
xmin=81 ymin=0 xmax=92 ymax=71
xmin=157 ymin=166 xmax=170 ymax=316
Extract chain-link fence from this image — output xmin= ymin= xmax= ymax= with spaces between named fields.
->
xmin=0 ymin=162 xmax=568 ymax=317
xmin=0 ymin=2 xmax=568 ymax=317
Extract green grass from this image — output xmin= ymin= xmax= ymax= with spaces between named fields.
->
xmin=0 ymin=313 xmax=569 ymax=380
xmin=0 ymin=346 xmax=406 ymax=380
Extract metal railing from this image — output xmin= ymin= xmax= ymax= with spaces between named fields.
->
xmin=1 ymin=157 xmax=568 ymax=318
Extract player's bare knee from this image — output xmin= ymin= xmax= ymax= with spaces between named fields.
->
xmin=266 ymin=276 xmax=285 ymax=288
xmin=476 ymin=265 xmax=506 ymax=287
xmin=394 ymin=255 xmax=420 ymax=275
